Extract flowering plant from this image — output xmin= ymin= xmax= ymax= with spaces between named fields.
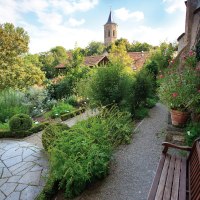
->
xmin=158 ymin=64 xmax=200 ymax=111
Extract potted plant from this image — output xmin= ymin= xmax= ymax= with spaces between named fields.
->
xmin=158 ymin=63 xmax=199 ymax=126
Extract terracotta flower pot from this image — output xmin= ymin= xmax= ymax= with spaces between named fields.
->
xmin=170 ymin=109 xmax=190 ymax=126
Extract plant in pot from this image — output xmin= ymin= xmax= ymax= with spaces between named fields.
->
xmin=158 ymin=64 xmax=199 ymax=126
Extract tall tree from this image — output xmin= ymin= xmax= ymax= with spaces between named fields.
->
xmin=0 ymin=23 xmax=45 ymax=89
xmin=85 ymin=41 xmax=105 ymax=56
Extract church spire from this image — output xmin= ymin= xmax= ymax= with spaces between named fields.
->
xmin=106 ymin=10 xmax=114 ymax=24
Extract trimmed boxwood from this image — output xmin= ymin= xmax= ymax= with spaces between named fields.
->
xmin=0 ymin=122 xmax=49 ymax=139
xmin=60 ymin=108 xmax=86 ymax=121
xmin=9 ymin=114 xmax=32 ymax=132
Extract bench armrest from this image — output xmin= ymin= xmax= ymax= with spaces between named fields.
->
xmin=162 ymin=142 xmax=192 ymax=154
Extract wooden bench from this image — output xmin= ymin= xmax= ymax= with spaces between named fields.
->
xmin=148 ymin=138 xmax=200 ymax=200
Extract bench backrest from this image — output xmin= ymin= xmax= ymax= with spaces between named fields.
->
xmin=188 ymin=139 xmax=200 ymax=200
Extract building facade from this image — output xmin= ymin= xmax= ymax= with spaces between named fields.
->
xmin=178 ymin=0 xmax=200 ymax=53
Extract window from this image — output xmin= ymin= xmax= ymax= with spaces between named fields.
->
xmin=113 ymin=30 xmax=115 ymax=37
xmin=108 ymin=30 xmax=110 ymax=37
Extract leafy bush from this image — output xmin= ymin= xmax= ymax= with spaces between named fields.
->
xmin=64 ymin=95 xmax=79 ymax=107
xmin=134 ymin=107 xmax=149 ymax=120
xmin=185 ymin=122 xmax=200 ymax=146
xmin=0 ymin=89 xmax=29 ymax=123
xmin=145 ymin=97 xmax=158 ymax=108
xmin=41 ymin=107 xmax=133 ymax=199
xmin=50 ymin=102 xmax=75 ymax=118
xmin=9 ymin=114 xmax=32 ymax=132
xmin=79 ymin=62 xmax=133 ymax=107
xmin=23 ymin=87 xmax=48 ymax=117
xmin=48 ymin=66 xmax=90 ymax=100
xmin=42 ymin=123 xmax=69 ymax=151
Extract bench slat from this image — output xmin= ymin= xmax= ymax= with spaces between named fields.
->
xmin=178 ymin=158 xmax=186 ymax=200
xmin=163 ymin=155 xmax=176 ymax=200
xmin=155 ymin=154 xmax=170 ymax=200
xmin=171 ymin=157 xmax=181 ymax=200
xmin=147 ymin=154 xmax=166 ymax=200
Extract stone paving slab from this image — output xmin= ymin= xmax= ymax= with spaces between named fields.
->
xmin=0 ymin=140 xmax=48 ymax=200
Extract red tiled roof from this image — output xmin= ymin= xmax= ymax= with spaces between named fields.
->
xmin=54 ymin=63 xmax=66 ymax=69
xmin=84 ymin=55 xmax=108 ymax=66
xmin=127 ymin=52 xmax=149 ymax=70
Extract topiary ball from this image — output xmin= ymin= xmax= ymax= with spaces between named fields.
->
xmin=42 ymin=123 xmax=69 ymax=151
xmin=9 ymin=114 xmax=32 ymax=132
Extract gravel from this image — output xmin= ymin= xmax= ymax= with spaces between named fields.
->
xmin=73 ymin=103 xmax=168 ymax=200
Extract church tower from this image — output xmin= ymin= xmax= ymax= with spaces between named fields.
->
xmin=104 ymin=10 xmax=117 ymax=46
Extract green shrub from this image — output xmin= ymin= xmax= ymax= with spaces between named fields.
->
xmin=0 ymin=122 xmax=49 ymax=139
xmin=50 ymin=102 xmax=75 ymax=118
xmin=60 ymin=108 xmax=85 ymax=121
xmin=41 ymin=107 xmax=133 ymax=199
xmin=0 ymin=89 xmax=29 ymax=123
xmin=65 ymin=95 xmax=79 ymax=107
xmin=145 ymin=97 xmax=158 ymax=108
xmin=42 ymin=123 xmax=69 ymax=151
xmin=185 ymin=122 xmax=200 ymax=146
xmin=9 ymin=114 xmax=32 ymax=132
xmin=134 ymin=107 xmax=149 ymax=120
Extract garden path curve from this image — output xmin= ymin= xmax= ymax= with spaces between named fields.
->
xmin=72 ymin=103 xmax=168 ymax=200
xmin=0 ymin=110 xmax=97 ymax=200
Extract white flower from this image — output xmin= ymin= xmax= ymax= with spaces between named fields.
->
xmin=34 ymin=121 xmax=39 ymax=125
xmin=55 ymin=113 xmax=59 ymax=116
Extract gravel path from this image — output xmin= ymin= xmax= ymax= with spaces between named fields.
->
xmin=73 ymin=103 xmax=168 ymax=200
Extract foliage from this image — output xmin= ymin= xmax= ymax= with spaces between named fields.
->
xmin=134 ymin=107 xmax=149 ymax=120
xmin=50 ymin=102 xmax=75 ymax=118
xmin=0 ymin=23 xmax=45 ymax=90
xmin=42 ymin=123 xmax=69 ymax=151
xmin=0 ymin=89 xmax=29 ymax=123
xmin=23 ymin=87 xmax=48 ymax=117
xmin=0 ymin=122 xmax=9 ymax=131
xmin=158 ymin=65 xmax=200 ymax=111
xmin=128 ymin=69 xmax=154 ymax=114
xmin=195 ymin=40 xmax=200 ymax=62
xmin=60 ymin=108 xmax=85 ymax=121
xmin=85 ymin=41 xmax=105 ymax=56
xmin=64 ymin=95 xmax=79 ymax=107
xmin=48 ymin=66 xmax=90 ymax=100
xmin=149 ymin=42 xmax=176 ymax=70
xmin=128 ymin=41 xmax=153 ymax=52
xmin=39 ymin=46 xmax=67 ymax=79
xmin=0 ymin=122 xmax=49 ymax=139
xmin=183 ymin=50 xmax=197 ymax=68
xmin=185 ymin=122 xmax=200 ymax=146
xmin=80 ymin=62 xmax=132 ymax=107
xmin=9 ymin=114 xmax=32 ymax=132
xmin=68 ymin=47 xmax=84 ymax=69
xmin=45 ymin=107 xmax=132 ymax=198
xmin=109 ymin=42 xmax=132 ymax=71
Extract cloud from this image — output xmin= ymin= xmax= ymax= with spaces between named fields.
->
xmin=114 ymin=8 xmax=144 ymax=22
xmin=163 ymin=0 xmax=185 ymax=13
xmin=68 ymin=18 xmax=85 ymax=27
xmin=119 ymin=13 xmax=185 ymax=46
xmin=49 ymin=0 xmax=99 ymax=14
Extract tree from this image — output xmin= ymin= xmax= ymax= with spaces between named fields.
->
xmin=128 ymin=41 xmax=153 ymax=52
xmin=68 ymin=47 xmax=84 ymax=69
xmin=50 ymin=46 xmax=67 ymax=65
xmin=149 ymin=42 xmax=176 ymax=70
xmin=85 ymin=41 xmax=105 ymax=56
xmin=109 ymin=42 xmax=132 ymax=72
xmin=0 ymin=23 xmax=45 ymax=90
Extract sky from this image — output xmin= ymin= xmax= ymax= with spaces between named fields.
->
xmin=0 ymin=0 xmax=186 ymax=53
